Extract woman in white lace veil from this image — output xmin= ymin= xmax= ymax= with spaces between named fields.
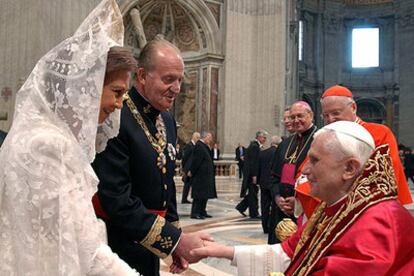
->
xmin=0 ymin=0 xmax=139 ymax=275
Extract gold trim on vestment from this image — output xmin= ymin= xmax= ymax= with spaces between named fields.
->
xmin=140 ymin=216 xmax=168 ymax=258
xmin=290 ymin=145 xmax=397 ymax=275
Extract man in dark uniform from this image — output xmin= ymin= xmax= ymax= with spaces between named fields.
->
xmin=92 ymin=36 xmax=210 ymax=275
xmin=181 ymin=132 xmax=200 ymax=204
xmin=188 ymin=131 xmax=217 ymax=219
xmin=235 ymin=143 xmax=246 ymax=179
xmin=268 ymin=101 xmax=317 ymax=244
xmin=236 ymin=130 xmax=267 ymax=218
xmin=257 ymin=135 xmax=280 ymax=234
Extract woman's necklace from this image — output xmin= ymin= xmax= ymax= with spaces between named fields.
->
xmin=125 ymin=93 xmax=168 ymax=173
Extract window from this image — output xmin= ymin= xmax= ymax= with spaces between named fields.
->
xmin=298 ymin=20 xmax=303 ymax=61
xmin=352 ymin=27 xmax=379 ymax=68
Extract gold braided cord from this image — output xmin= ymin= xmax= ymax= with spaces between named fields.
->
xmin=140 ymin=216 xmax=168 ymax=258
xmin=125 ymin=93 xmax=167 ymax=168
xmin=284 ymin=127 xmax=317 ymax=164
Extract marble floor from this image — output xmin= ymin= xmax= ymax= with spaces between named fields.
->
xmin=159 ymin=178 xmax=414 ymax=276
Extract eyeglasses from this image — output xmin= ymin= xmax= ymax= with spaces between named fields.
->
xmin=289 ymin=112 xmax=309 ymax=121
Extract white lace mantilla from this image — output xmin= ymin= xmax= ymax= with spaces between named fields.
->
xmin=0 ymin=0 xmax=139 ymax=275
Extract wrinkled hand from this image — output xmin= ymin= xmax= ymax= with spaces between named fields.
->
xmin=275 ymin=196 xmax=294 ymax=215
xmin=283 ymin=196 xmax=295 ymax=215
xmin=169 ymin=251 xmax=189 ymax=274
xmin=174 ymin=232 xmax=214 ymax=264
xmin=190 ymin=241 xmax=234 ymax=260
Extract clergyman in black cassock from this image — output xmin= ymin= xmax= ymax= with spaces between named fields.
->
xmin=268 ymin=102 xmax=316 ymax=244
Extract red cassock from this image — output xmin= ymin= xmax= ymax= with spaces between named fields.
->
xmin=356 ymin=117 xmax=412 ymax=204
xmin=281 ymin=199 xmax=414 ymax=275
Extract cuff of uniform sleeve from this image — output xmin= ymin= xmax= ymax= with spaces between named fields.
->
xmin=140 ymin=216 xmax=182 ymax=259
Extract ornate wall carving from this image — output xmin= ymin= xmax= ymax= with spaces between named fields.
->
xmin=209 ymin=67 xmax=219 ymax=138
xmin=174 ymin=71 xmax=198 ymax=143
xmin=205 ymin=1 xmax=221 ymax=27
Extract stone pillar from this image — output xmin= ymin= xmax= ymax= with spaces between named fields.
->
xmin=222 ymin=0 xmax=288 ymax=158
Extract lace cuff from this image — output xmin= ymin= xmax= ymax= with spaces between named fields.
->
xmin=88 ymin=244 xmax=140 ymax=275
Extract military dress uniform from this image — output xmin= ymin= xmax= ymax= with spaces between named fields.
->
xmin=92 ymin=87 xmax=181 ymax=276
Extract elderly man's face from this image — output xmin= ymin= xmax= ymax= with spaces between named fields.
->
xmin=302 ymin=133 xmax=347 ymax=205
xmin=204 ymin=133 xmax=213 ymax=145
xmin=139 ymin=46 xmax=184 ymax=112
xmin=289 ymin=105 xmax=313 ymax=134
xmin=257 ymin=135 xmax=267 ymax=145
xmin=321 ymin=97 xmax=356 ymax=125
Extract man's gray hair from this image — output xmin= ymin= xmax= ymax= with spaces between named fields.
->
xmin=138 ymin=35 xmax=181 ymax=71
xmin=200 ymin=131 xmax=212 ymax=139
xmin=320 ymin=95 xmax=355 ymax=105
xmin=314 ymin=129 xmax=374 ymax=170
xmin=256 ymin=130 xmax=268 ymax=138
xmin=192 ymin=132 xmax=200 ymax=140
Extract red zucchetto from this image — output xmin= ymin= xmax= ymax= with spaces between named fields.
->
xmin=322 ymin=85 xmax=353 ymax=98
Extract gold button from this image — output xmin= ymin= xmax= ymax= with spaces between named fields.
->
xmin=163 ymin=201 xmax=167 ymax=208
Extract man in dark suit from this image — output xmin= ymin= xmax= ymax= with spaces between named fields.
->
xmin=257 ymin=136 xmax=281 ymax=233
xmin=236 ymin=130 xmax=267 ymax=218
xmin=235 ymin=143 xmax=246 ymax=179
xmin=188 ymin=131 xmax=217 ymax=219
xmin=92 ymin=37 xmax=210 ymax=275
xmin=0 ymin=130 xmax=7 ymax=147
xmin=211 ymin=143 xmax=220 ymax=160
xmin=181 ymin=132 xmax=200 ymax=204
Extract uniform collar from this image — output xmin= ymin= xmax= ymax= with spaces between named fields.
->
xmin=129 ymin=86 xmax=161 ymax=120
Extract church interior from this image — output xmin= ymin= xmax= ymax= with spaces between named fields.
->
xmin=0 ymin=0 xmax=413 ymax=275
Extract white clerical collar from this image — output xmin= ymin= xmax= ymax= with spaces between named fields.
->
xmin=191 ymin=140 xmax=196 ymax=145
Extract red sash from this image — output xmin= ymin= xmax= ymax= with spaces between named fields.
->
xmin=281 ymin=163 xmax=296 ymax=185
xmin=92 ymin=192 xmax=167 ymax=220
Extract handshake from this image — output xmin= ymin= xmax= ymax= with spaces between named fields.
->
xmin=169 ymin=232 xmax=234 ymax=274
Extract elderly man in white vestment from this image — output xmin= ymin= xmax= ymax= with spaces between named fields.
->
xmin=190 ymin=121 xmax=414 ymax=275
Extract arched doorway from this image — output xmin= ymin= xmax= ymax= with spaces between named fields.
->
xmin=356 ymin=98 xmax=386 ymax=124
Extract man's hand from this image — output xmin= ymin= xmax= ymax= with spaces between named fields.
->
xmin=190 ymin=241 xmax=234 ymax=260
xmin=252 ymin=176 xmax=257 ymax=185
xmin=275 ymin=196 xmax=294 ymax=215
xmin=187 ymin=171 xmax=192 ymax=178
xmin=169 ymin=252 xmax=189 ymax=274
xmin=174 ymin=232 xmax=214 ymax=264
